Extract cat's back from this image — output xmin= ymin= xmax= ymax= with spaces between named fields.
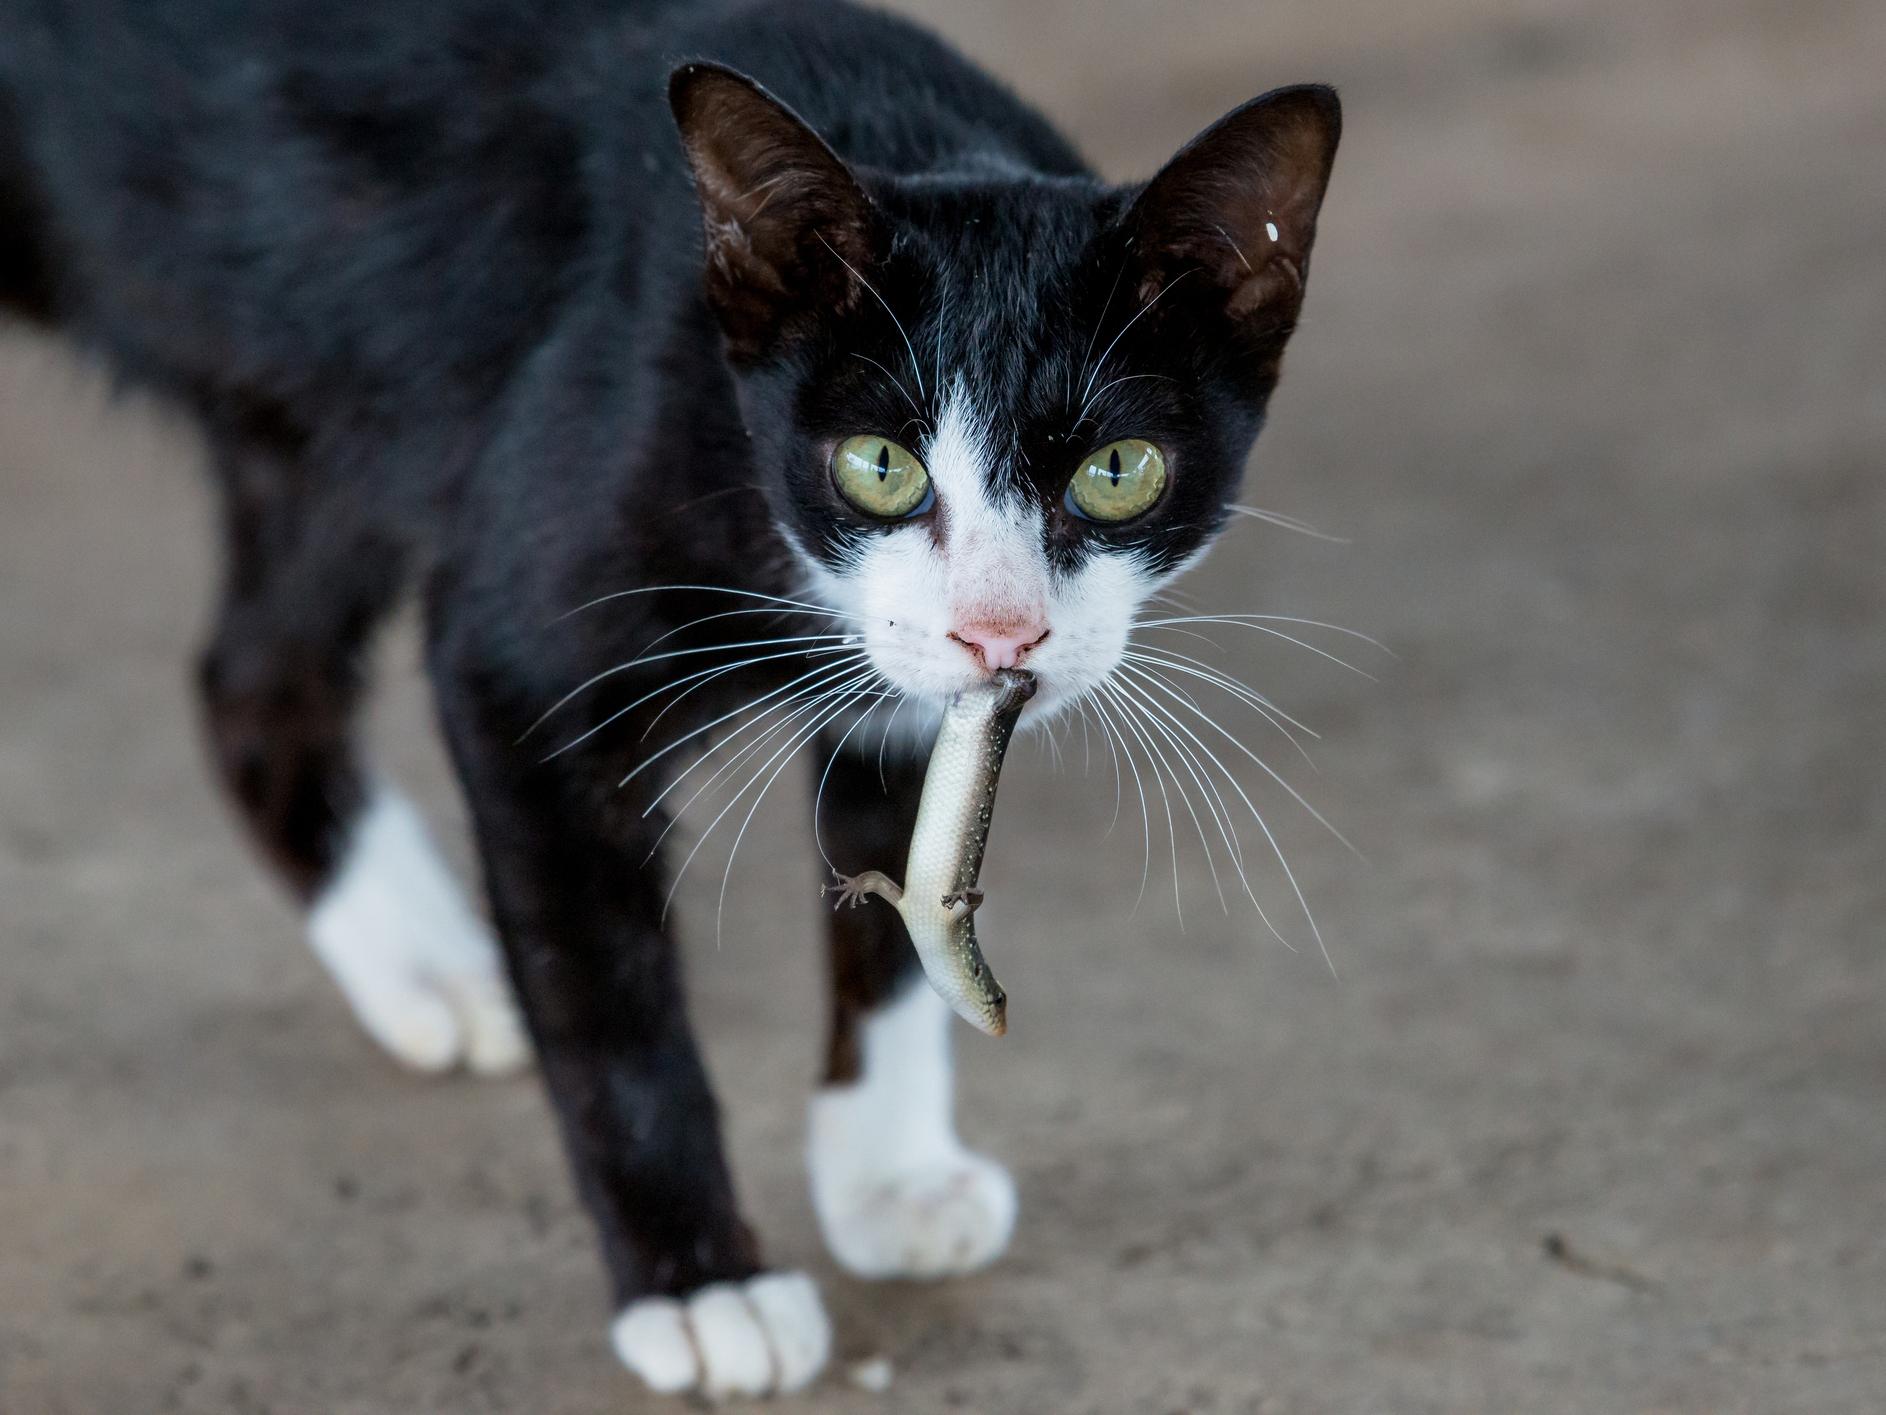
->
xmin=0 ymin=0 xmax=1084 ymax=413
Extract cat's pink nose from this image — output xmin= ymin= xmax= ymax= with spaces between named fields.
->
xmin=948 ymin=622 xmax=1050 ymax=671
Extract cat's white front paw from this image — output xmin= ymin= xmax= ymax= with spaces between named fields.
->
xmin=306 ymin=791 xmax=530 ymax=1076
xmin=610 ymin=1272 xmax=830 ymax=1397
xmin=813 ymin=1149 xmax=1017 ymax=1279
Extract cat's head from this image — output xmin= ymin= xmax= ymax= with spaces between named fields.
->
xmin=670 ymin=64 xmax=1339 ymax=721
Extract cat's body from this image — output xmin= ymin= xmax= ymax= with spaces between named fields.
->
xmin=1 ymin=0 xmax=1338 ymax=1395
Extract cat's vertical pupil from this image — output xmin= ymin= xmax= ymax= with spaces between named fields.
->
xmin=1108 ymin=448 xmax=1122 ymax=485
xmin=877 ymin=444 xmax=890 ymax=482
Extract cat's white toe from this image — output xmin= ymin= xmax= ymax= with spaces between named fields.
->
xmin=610 ymin=1297 xmax=698 ymax=1393
xmin=305 ymin=790 xmax=531 ymax=1076
xmin=433 ymin=966 xmax=532 ymax=1076
xmin=814 ymin=1150 xmax=1017 ymax=1279
xmin=610 ymin=1272 xmax=830 ymax=1398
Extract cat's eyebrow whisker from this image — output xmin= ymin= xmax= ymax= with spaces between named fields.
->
xmin=1223 ymin=503 xmax=1351 ymax=544
xmin=932 ymin=279 xmax=950 ymax=401
xmin=818 ymin=234 xmax=926 ymax=402
xmin=850 ymin=352 xmax=922 ymax=418
xmin=1074 ymin=372 xmax=1177 ymax=432
xmin=1080 ymin=266 xmax=1198 ymax=407
xmin=1071 ymin=253 xmax=1132 ymax=410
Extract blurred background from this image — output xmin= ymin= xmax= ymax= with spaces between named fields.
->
xmin=2 ymin=0 xmax=1882 ymax=1411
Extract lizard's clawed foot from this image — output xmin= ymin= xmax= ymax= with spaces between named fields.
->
xmin=824 ymin=872 xmax=869 ymax=909
xmin=940 ymin=887 xmax=985 ymax=915
xmin=824 ymin=869 xmax=902 ymax=911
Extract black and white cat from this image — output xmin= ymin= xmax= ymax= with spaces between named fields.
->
xmin=0 ymin=0 xmax=1339 ymax=1396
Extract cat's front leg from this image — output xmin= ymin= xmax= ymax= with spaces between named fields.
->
xmin=808 ymin=739 xmax=1018 ymax=1279
xmin=432 ymin=655 xmax=829 ymax=1397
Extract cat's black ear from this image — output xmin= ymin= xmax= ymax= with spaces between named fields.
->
xmin=669 ymin=63 xmax=878 ymax=362
xmin=1123 ymin=85 xmax=1341 ymax=341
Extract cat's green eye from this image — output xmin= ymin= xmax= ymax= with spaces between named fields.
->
xmin=831 ymin=435 xmax=932 ymax=519
xmin=1067 ymin=439 xmax=1168 ymax=523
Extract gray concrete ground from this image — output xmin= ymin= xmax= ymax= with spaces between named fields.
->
xmin=3 ymin=0 xmax=1883 ymax=1411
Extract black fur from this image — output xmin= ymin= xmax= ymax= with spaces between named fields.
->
xmin=1 ymin=0 xmax=1337 ymax=1335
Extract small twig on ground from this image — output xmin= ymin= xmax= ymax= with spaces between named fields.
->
xmin=1541 ymin=1231 xmax=1661 ymax=1293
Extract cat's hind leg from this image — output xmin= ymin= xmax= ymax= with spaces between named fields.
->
xmin=807 ymin=741 xmax=1017 ymax=1279
xmin=196 ymin=412 xmax=526 ymax=1075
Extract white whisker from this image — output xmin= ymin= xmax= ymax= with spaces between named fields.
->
xmin=1120 ymin=661 xmax=1359 ymax=859
xmin=1139 ymin=615 xmax=1381 ymax=678
xmin=1114 ymin=674 xmax=1273 ymax=923
xmin=1083 ymin=689 xmax=1153 ymax=910
xmin=643 ymin=663 xmax=882 ymax=826
xmin=850 ymin=352 xmax=922 ymax=417
xmin=540 ymin=645 xmax=861 ymax=761
xmin=658 ymin=681 xmax=879 ymax=922
xmin=527 ymin=630 xmax=857 ymax=744
xmin=1080 ymin=267 xmax=1197 ymax=405
xmin=818 ymin=235 xmax=926 ymax=402
xmin=1110 ymin=675 xmax=1241 ymax=916
xmin=1096 ymin=679 xmax=1184 ymax=929
xmin=811 ymin=686 xmax=893 ymax=870
xmin=694 ymin=688 xmax=875 ymax=939
xmin=618 ymin=654 xmax=869 ymax=786
xmin=875 ymin=690 xmax=910 ymax=791
xmin=1122 ymin=648 xmax=1320 ymax=768
xmin=1116 ymin=660 xmax=1352 ymax=978
xmin=555 ymin=582 xmax=872 ymax=626
xmin=1223 ymin=504 xmax=1350 ymax=543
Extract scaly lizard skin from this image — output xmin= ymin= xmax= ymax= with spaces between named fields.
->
xmin=827 ymin=668 xmax=1035 ymax=1036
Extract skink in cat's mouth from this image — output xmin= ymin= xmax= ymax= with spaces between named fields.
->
xmin=827 ymin=668 xmax=1035 ymax=1035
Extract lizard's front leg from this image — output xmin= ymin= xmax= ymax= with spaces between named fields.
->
xmin=939 ymin=886 xmax=984 ymax=914
xmin=826 ymin=868 xmax=905 ymax=910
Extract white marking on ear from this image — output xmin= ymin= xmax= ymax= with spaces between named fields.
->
xmin=1266 ymin=219 xmax=1281 ymax=242
xmin=807 ymin=982 xmax=1017 ymax=1278
xmin=305 ymin=789 xmax=529 ymax=1076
